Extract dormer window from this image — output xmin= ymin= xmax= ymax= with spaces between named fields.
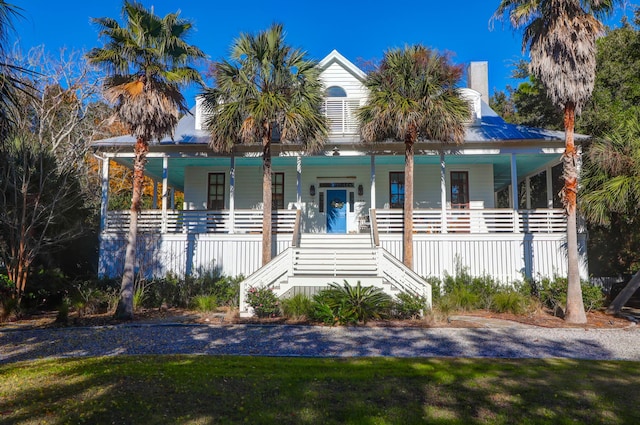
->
xmin=323 ymin=86 xmax=360 ymax=135
xmin=326 ymin=86 xmax=347 ymax=97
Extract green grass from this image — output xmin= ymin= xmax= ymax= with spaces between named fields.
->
xmin=1 ymin=356 xmax=638 ymax=424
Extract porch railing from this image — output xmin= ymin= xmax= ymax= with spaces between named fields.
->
xmin=375 ymin=208 xmax=566 ymax=234
xmin=105 ymin=209 xmax=298 ymax=234
xmin=104 ymin=208 xmax=566 ymax=235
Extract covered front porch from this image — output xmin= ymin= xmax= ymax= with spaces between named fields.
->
xmin=97 ymin=142 xmax=586 ymax=286
xmin=98 ymin=142 xmax=569 ymax=236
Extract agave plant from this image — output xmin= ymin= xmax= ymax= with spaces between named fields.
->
xmin=313 ymin=280 xmax=392 ymax=324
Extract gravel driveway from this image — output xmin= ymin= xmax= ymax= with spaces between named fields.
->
xmin=1 ymin=323 xmax=639 ymax=364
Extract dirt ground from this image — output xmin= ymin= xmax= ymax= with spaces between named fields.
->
xmin=2 ymin=306 xmax=636 ymax=330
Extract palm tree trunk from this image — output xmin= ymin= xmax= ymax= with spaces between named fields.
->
xmin=115 ymin=137 xmax=148 ymax=320
xmin=262 ymin=131 xmax=273 ymax=266
xmin=562 ymin=102 xmax=587 ymax=324
xmin=403 ymin=133 xmax=415 ymax=269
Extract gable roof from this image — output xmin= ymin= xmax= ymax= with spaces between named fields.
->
xmin=318 ymin=49 xmax=367 ymax=81
xmin=92 ymin=50 xmax=577 ymax=150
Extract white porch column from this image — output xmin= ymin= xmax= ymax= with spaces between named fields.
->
xmin=510 ymin=153 xmax=520 ymax=232
xmin=440 ymin=151 xmax=448 ymax=233
xmin=546 ymin=165 xmax=554 ymax=208
xmin=100 ymin=156 xmax=110 ymax=233
xmin=296 ymin=156 xmax=302 ymax=208
xmin=152 ymin=181 xmax=158 ymax=209
xmin=161 ymin=155 xmax=168 ymax=233
xmin=370 ymin=154 xmax=376 ymax=208
xmin=229 ymin=154 xmax=236 ymax=233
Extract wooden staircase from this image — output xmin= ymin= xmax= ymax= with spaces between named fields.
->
xmin=286 ymin=234 xmax=383 ymax=291
xmin=238 ymin=233 xmax=431 ymax=315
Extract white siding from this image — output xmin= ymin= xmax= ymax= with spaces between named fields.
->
xmin=99 ymin=233 xmax=588 ymax=282
xmin=299 ymin=164 xmax=371 ymax=233
xmin=184 ymin=166 xmax=230 ymax=210
xmin=320 ymin=62 xmax=367 ymax=99
xmin=372 ymin=163 xmax=494 ymax=209
xmin=445 ymin=164 xmax=495 ymax=208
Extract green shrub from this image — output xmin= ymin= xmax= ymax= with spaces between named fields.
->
xmin=143 ymin=271 xmax=241 ymax=309
xmin=313 ymin=281 xmax=392 ymax=325
xmin=393 ymin=292 xmax=427 ymax=319
xmin=133 ymin=280 xmax=148 ymax=311
xmin=535 ymin=276 xmax=605 ymax=315
xmin=55 ymin=298 xmax=70 ymax=323
xmin=580 ymin=283 xmax=605 ymax=312
xmin=281 ymin=294 xmax=313 ymax=320
xmin=439 ymin=286 xmax=481 ymax=312
xmin=312 ymin=302 xmax=338 ymax=326
xmin=490 ymin=290 xmax=532 ymax=315
xmin=426 ymin=276 xmax=442 ymax=303
xmin=246 ymin=286 xmax=280 ymax=318
xmin=192 ymin=294 xmax=218 ymax=312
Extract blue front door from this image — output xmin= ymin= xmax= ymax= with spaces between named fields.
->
xmin=326 ymin=189 xmax=347 ymax=233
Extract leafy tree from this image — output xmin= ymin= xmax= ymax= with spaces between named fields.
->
xmin=490 ymin=61 xmax=564 ymax=130
xmin=579 ymin=10 xmax=640 ymax=136
xmin=0 ymin=46 xmax=107 ymax=301
xmin=86 ymin=1 xmax=204 ymax=319
xmin=493 ymin=0 xmax=619 ymax=324
xmin=0 ymin=136 xmax=87 ymax=301
xmin=357 ymin=45 xmax=469 ymax=268
xmin=202 ymin=24 xmax=328 ymax=265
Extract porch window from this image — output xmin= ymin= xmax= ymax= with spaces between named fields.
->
xmin=272 ymin=172 xmax=284 ymax=209
xmin=389 ymin=172 xmax=405 ymax=208
xmin=207 ymin=173 xmax=225 ymax=210
xmin=450 ymin=171 xmax=469 ymax=208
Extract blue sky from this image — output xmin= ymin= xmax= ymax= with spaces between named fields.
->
xmin=12 ymin=1 xmax=635 ymax=108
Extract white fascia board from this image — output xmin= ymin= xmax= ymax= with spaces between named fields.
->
xmin=318 ymin=50 xmax=367 ymax=81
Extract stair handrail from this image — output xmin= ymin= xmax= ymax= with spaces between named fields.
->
xmin=239 ymin=248 xmax=293 ymax=313
xmin=378 ymin=247 xmax=432 ymax=306
xmin=369 ymin=208 xmax=379 ymax=247
xmin=291 ymin=209 xmax=302 ymax=247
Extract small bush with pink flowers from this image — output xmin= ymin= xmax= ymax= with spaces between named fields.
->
xmin=246 ymin=286 xmax=280 ymax=318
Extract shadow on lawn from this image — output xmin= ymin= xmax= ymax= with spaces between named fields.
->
xmin=0 ymin=323 xmax=631 ymax=365
xmin=0 ymin=354 xmax=638 ymax=424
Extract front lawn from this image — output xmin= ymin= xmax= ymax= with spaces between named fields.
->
xmin=1 ymin=356 xmax=638 ymax=424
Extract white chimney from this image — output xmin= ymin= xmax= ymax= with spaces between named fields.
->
xmin=195 ymin=96 xmax=204 ymax=130
xmin=467 ymin=61 xmax=489 ymax=104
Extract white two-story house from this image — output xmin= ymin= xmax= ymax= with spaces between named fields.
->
xmin=93 ymin=50 xmax=587 ymax=313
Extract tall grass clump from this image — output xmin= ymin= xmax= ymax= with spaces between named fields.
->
xmin=281 ymin=293 xmax=313 ymax=321
xmin=191 ymin=294 xmax=218 ymax=312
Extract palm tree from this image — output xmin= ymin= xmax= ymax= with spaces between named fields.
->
xmin=581 ymin=118 xmax=640 ymax=313
xmin=86 ymin=1 xmax=204 ymax=319
xmin=493 ymin=0 xmax=618 ymax=324
xmin=202 ymin=24 xmax=327 ymax=265
xmin=0 ymin=1 xmax=27 ymax=137
xmin=357 ymin=45 xmax=469 ymax=268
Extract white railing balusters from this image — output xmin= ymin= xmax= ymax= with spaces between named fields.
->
xmin=104 ymin=209 xmax=297 ymax=234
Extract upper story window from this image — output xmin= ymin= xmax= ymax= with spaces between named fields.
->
xmin=326 ymin=86 xmax=347 ymax=97
xmin=322 ymin=85 xmax=359 ymax=135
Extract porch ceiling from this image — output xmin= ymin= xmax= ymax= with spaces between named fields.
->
xmin=114 ymin=153 xmax=561 ymax=192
